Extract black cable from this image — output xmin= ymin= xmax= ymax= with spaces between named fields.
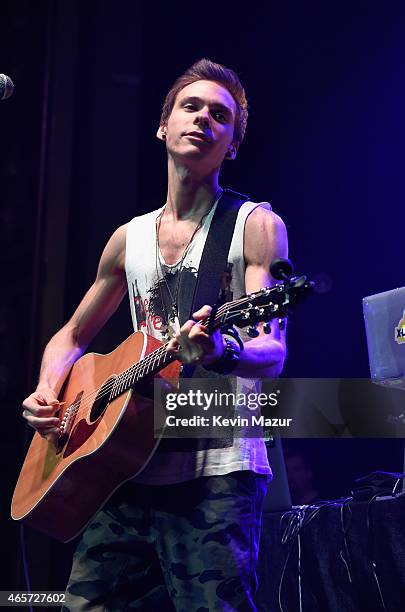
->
xmin=339 ymin=496 xmax=354 ymax=585
xmin=278 ymin=506 xmax=305 ymax=612
xmin=366 ymin=493 xmax=389 ymax=612
xmin=278 ymin=499 xmax=350 ymax=612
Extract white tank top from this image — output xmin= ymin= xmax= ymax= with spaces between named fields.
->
xmin=125 ymin=198 xmax=272 ymax=484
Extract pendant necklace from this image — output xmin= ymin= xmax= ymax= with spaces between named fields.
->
xmin=155 ymin=188 xmax=222 ymax=340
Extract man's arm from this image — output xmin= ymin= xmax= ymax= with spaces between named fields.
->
xmin=167 ymin=205 xmax=289 ymax=378
xmin=232 ymin=205 xmax=288 ymax=377
xmin=22 ymin=224 xmax=128 ymax=437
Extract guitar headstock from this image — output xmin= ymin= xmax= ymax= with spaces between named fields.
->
xmin=213 ymin=273 xmax=313 ymax=333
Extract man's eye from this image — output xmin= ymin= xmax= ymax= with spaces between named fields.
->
xmin=213 ymin=112 xmax=226 ymax=122
xmin=184 ymin=104 xmax=196 ymax=111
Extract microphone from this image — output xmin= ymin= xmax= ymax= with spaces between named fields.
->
xmin=0 ymin=74 xmax=14 ymax=100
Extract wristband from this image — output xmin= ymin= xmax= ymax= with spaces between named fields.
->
xmin=204 ymin=337 xmax=240 ymax=375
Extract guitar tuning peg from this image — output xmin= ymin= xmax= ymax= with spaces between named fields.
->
xmin=247 ymin=325 xmax=260 ymax=338
xmin=263 ymin=322 xmax=272 ymax=334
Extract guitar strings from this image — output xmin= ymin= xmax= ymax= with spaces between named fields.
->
xmin=26 ymin=345 xmax=175 ymax=462
xmin=63 ymin=301 xmax=241 ymax=419
xmin=56 ymin=291 xmax=277 ymax=422
xmin=26 ymin=293 xmax=281 ymax=462
xmin=57 ymin=344 xmax=171 ymax=422
xmin=29 ymin=289 xmax=280 ymax=459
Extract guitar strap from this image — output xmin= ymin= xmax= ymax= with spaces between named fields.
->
xmin=177 ymin=188 xmax=249 ymax=377
xmin=188 ymin=188 xmax=250 ymax=316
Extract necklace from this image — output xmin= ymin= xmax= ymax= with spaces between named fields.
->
xmin=155 ymin=188 xmax=222 ymax=338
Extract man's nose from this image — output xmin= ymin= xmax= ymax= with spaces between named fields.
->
xmin=194 ymin=107 xmax=210 ymax=126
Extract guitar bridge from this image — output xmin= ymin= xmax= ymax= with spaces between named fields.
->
xmin=58 ymin=392 xmax=83 ymax=444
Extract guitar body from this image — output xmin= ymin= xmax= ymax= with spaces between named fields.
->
xmin=11 ymin=331 xmax=181 ymax=542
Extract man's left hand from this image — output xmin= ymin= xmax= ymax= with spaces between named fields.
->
xmin=165 ymin=305 xmax=225 ymax=365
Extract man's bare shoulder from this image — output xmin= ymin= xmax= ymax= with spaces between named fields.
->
xmin=244 ymin=204 xmax=288 ymax=267
xmin=100 ymin=223 xmax=128 ymax=275
xmin=245 ymin=203 xmax=286 ymax=236
xmin=111 ymin=223 xmax=128 ymax=247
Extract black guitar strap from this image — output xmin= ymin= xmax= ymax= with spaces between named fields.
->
xmin=190 ymin=188 xmax=250 ymax=315
xmin=177 ymin=188 xmax=250 ymax=326
xmin=177 ymin=188 xmax=249 ymax=379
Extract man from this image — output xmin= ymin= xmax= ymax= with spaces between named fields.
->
xmin=22 ymin=59 xmax=288 ymax=611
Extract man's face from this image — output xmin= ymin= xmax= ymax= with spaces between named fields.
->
xmin=158 ymin=80 xmax=238 ymax=171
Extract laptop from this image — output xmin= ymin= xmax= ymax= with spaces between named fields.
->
xmin=363 ymin=287 xmax=405 ymax=390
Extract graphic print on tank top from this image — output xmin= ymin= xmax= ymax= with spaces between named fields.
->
xmin=130 ymin=265 xmax=200 ymax=336
xmin=148 ymin=263 xmax=199 ymax=335
xmin=130 ymin=279 xmax=148 ymax=330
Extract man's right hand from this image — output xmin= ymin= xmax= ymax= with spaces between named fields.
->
xmin=22 ymin=388 xmax=62 ymax=443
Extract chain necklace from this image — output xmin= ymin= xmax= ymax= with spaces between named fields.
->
xmin=155 ymin=188 xmax=222 ymax=338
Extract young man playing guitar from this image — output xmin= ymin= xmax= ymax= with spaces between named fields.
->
xmin=22 ymin=59 xmax=288 ymax=611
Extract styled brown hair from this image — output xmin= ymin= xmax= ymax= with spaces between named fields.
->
xmin=160 ymin=58 xmax=248 ymax=149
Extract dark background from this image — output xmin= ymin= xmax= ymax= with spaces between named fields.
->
xmin=1 ymin=0 xmax=404 ymax=593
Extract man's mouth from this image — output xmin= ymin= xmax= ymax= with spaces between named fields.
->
xmin=184 ymin=131 xmax=212 ymax=143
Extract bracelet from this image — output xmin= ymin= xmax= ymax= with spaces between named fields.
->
xmin=224 ymin=325 xmax=244 ymax=351
xmin=204 ymin=337 xmax=240 ymax=375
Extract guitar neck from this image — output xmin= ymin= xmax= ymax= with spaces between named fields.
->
xmin=108 ymin=295 xmax=249 ymax=399
xmin=109 ymin=342 xmax=175 ymax=400
xmin=108 ymin=281 xmax=298 ymax=399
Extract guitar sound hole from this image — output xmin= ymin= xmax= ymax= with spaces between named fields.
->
xmin=89 ymin=377 xmax=116 ymax=422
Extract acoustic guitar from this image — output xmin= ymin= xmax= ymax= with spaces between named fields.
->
xmin=12 ymin=270 xmax=311 ymax=542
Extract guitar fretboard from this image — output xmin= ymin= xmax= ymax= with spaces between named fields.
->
xmin=110 ymin=344 xmax=174 ymax=399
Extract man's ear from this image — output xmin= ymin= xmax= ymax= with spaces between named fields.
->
xmin=157 ymin=125 xmax=167 ymax=141
xmin=225 ymin=142 xmax=237 ymax=160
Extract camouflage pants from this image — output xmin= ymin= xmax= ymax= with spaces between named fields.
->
xmin=63 ymin=471 xmax=268 ymax=612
